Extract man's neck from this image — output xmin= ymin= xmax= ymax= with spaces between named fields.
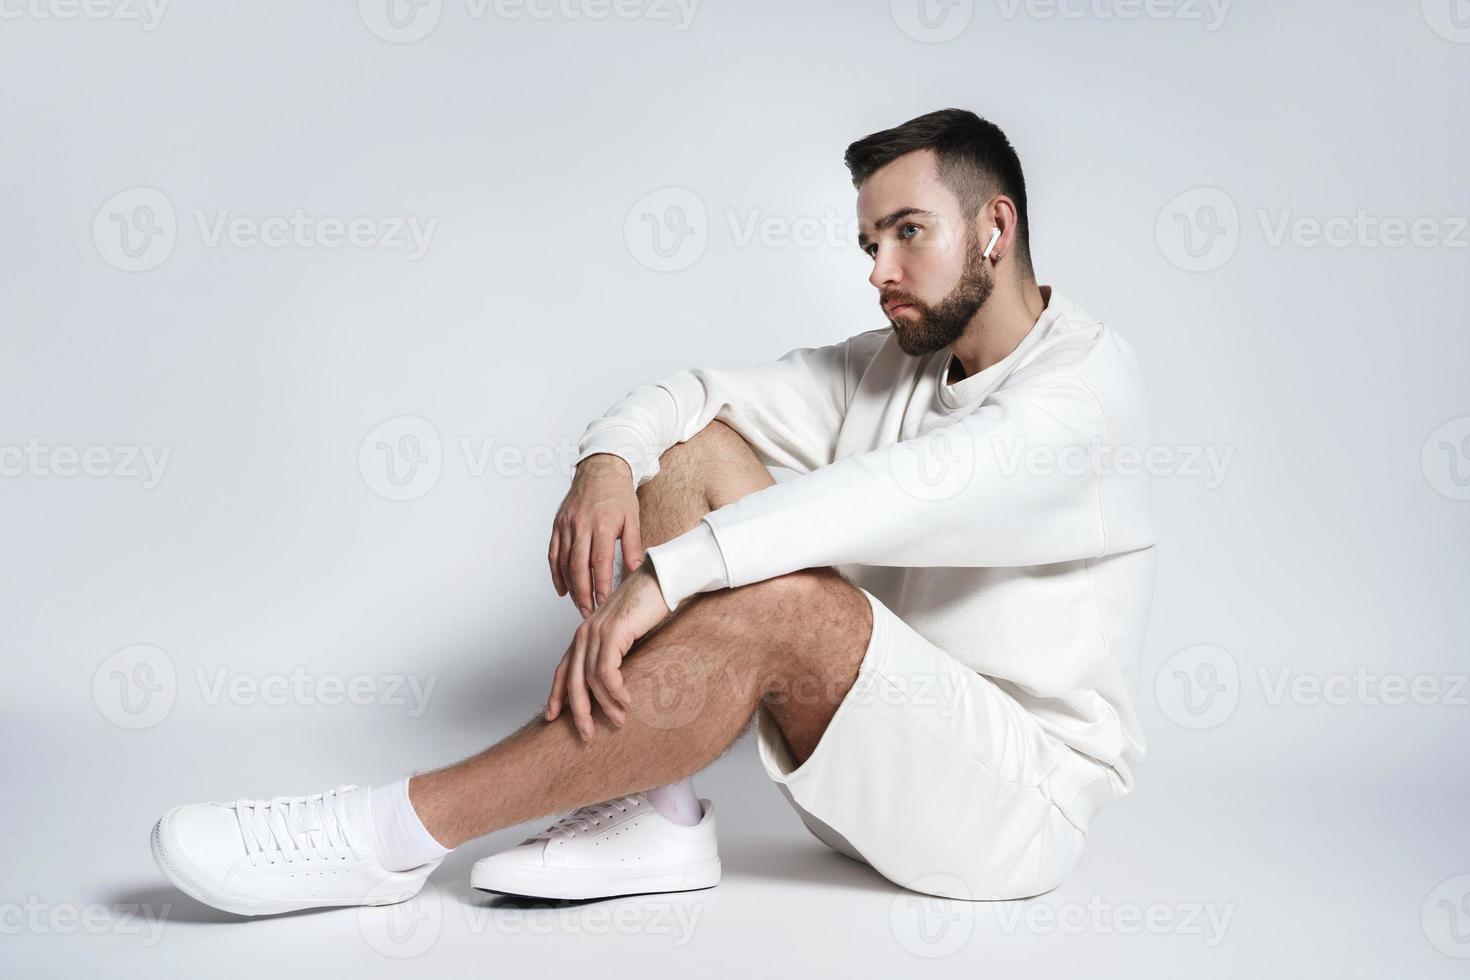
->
xmin=948 ymin=279 xmax=1048 ymax=383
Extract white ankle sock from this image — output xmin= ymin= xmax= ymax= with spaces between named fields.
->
xmin=369 ymin=777 xmax=452 ymax=872
xmin=644 ymin=777 xmax=703 ymax=826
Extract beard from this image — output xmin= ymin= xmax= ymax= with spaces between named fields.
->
xmin=884 ymin=226 xmax=993 ymax=358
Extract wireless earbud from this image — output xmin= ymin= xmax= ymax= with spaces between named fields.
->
xmin=982 ymin=225 xmax=1001 ymax=259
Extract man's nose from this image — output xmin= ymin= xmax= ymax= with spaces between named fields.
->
xmin=869 ymin=250 xmax=900 ymax=290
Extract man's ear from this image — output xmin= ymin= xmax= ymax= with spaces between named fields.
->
xmin=971 ymin=198 xmax=999 ymax=252
xmin=980 ymin=195 xmax=1020 ymax=263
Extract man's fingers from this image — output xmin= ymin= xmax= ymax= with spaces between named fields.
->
xmin=621 ymin=515 xmax=646 ymax=574
xmin=587 ymin=671 xmax=623 ymax=727
xmin=569 ymin=530 xmax=594 ymax=618
xmin=591 ymin=529 xmax=616 ymax=609
xmin=598 ymin=658 xmax=631 ymax=719
xmin=586 ymin=633 xmax=626 ymax=726
xmin=546 ymin=655 xmax=568 ymax=721
xmin=585 ymin=631 xmax=612 ymax=722
xmin=557 ymin=523 xmax=576 ymax=607
xmin=549 ymin=525 xmax=566 ymax=597
xmin=593 ymin=627 xmax=632 ymax=712
xmin=567 ymin=627 xmax=594 ymax=739
xmin=603 ymin=654 xmax=633 ymax=713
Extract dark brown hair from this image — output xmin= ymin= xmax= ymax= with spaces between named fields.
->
xmin=844 ymin=108 xmax=1032 ymax=275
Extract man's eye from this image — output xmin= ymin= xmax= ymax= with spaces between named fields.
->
xmin=900 ymin=223 xmax=920 ymax=240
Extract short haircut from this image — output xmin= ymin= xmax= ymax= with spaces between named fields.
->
xmin=844 ymin=108 xmax=1032 ymax=274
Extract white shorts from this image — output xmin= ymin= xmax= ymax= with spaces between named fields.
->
xmin=753 ymin=586 xmax=1119 ymax=901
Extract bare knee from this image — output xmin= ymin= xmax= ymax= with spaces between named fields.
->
xmin=660 ymin=418 xmax=744 ymax=467
xmin=697 ymin=418 xmax=742 ymax=445
xmin=745 ymin=571 xmax=873 ymax=763
xmin=759 ymin=566 xmax=859 ymax=604
xmin=727 ymin=569 xmax=871 ymax=677
xmin=645 ymin=419 xmax=774 ymax=511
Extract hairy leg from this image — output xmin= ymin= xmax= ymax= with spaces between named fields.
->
xmin=634 ymin=418 xmax=778 ymax=548
xmin=410 ymin=421 xmax=873 ymax=849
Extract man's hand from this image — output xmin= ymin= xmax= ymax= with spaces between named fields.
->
xmin=544 ymin=563 xmax=671 ymax=740
xmin=550 ymin=454 xmax=646 ymax=618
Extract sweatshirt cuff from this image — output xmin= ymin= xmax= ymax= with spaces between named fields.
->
xmin=644 ymin=521 xmax=729 ymax=613
xmin=574 ymin=430 xmax=659 ymax=488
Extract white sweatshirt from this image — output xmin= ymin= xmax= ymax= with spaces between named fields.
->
xmin=574 ymin=285 xmax=1159 ymax=805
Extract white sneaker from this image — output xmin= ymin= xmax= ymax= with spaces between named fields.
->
xmin=470 ymin=792 xmax=720 ymax=900
xmin=150 ymin=784 xmax=442 ymax=916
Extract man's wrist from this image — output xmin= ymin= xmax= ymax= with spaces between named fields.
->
xmin=576 ymin=452 xmax=633 ymax=478
xmin=635 ymin=561 xmax=675 ymax=615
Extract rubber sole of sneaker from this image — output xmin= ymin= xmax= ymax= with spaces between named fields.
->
xmin=470 ymin=856 xmax=721 ymax=901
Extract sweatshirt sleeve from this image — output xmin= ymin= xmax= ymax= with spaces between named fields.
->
xmin=644 ymin=522 xmax=726 ymax=614
xmin=641 ymin=361 xmax=1160 ymax=608
xmin=573 ymin=333 xmax=874 ymax=489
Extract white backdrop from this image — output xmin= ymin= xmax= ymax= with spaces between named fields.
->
xmin=2 ymin=1 xmax=1467 ymax=976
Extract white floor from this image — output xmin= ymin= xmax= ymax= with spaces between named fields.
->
xmin=5 ymin=708 xmax=1465 ymax=978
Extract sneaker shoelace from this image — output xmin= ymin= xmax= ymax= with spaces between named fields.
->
xmin=528 ymin=794 xmax=644 ymax=842
xmin=235 ymin=784 xmax=366 ymax=866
